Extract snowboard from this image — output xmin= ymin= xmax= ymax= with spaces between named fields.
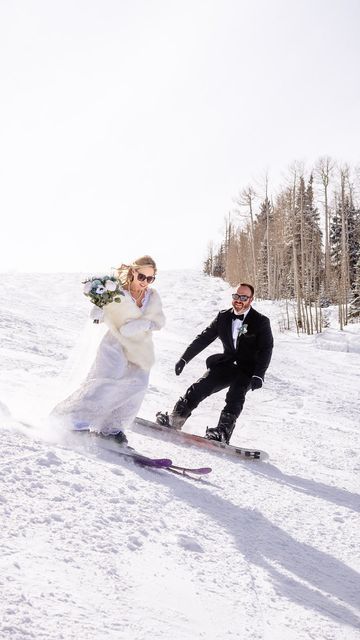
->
xmin=134 ymin=417 xmax=269 ymax=461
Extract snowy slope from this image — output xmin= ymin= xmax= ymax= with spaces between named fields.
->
xmin=0 ymin=271 xmax=359 ymax=640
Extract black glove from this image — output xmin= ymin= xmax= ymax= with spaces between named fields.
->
xmin=251 ymin=376 xmax=263 ymax=391
xmin=175 ymin=358 xmax=186 ymax=376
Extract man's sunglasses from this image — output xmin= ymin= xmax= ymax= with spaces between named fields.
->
xmin=232 ymin=293 xmax=251 ymax=301
xmin=136 ymin=271 xmax=156 ymax=284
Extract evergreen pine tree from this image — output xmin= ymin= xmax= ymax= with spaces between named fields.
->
xmin=349 ymin=254 xmax=360 ymax=320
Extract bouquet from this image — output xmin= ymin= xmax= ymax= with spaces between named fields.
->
xmin=83 ymin=275 xmax=124 ymax=323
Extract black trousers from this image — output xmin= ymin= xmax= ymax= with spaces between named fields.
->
xmin=183 ymin=363 xmax=251 ymax=418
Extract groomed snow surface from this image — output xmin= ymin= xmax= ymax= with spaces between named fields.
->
xmin=0 ymin=271 xmax=359 ymax=640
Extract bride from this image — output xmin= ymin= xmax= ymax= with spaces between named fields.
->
xmin=50 ymin=255 xmax=165 ymax=445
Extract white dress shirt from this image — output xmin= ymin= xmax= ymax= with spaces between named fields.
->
xmin=232 ymin=308 xmax=250 ymax=349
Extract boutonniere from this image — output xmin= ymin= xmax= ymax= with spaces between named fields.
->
xmin=238 ymin=324 xmax=248 ymax=336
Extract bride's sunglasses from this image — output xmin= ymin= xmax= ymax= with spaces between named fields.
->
xmin=136 ymin=271 xmax=156 ymax=284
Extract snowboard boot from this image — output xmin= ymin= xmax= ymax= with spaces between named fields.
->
xmin=205 ymin=411 xmax=237 ymax=445
xmin=156 ymin=397 xmax=192 ymax=430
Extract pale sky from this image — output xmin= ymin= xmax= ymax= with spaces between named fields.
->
xmin=1 ymin=0 xmax=359 ymax=272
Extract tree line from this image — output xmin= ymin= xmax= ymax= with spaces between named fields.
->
xmin=204 ymin=158 xmax=360 ymax=333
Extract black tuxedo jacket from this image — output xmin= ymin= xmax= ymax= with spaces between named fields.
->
xmin=181 ymin=307 xmax=274 ymax=380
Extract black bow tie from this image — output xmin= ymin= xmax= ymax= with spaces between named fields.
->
xmin=232 ymin=313 xmax=244 ymax=321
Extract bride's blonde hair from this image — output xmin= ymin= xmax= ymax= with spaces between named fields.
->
xmin=116 ymin=255 xmax=157 ymax=287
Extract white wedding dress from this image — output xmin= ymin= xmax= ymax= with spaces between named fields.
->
xmin=50 ymin=289 xmax=165 ymax=435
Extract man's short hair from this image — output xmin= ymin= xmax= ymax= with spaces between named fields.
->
xmin=240 ymin=283 xmax=254 ymax=297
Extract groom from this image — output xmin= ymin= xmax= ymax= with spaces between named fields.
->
xmin=157 ymin=283 xmax=274 ymax=444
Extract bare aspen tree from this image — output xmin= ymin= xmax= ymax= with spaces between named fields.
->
xmin=272 ymin=188 xmax=291 ymax=299
xmin=339 ymin=166 xmax=350 ymax=328
xmin=263 ymin=172 xmax=274 ymax=299
xmin=204 ymin=242 xmax=214 ymax=276
xmin=293 ymin=192 xmax=302 ymax=326
xmin=287 ymin=165 xmax=303 ymax=328
xmin=234 ymin=186 xmax=257 ymax=288
xmin=224 ymin=213 xmax=239 ymax=285
xmin=264 ymin=174 xmax=272 ymax=298
xmin=316 ymin=156 xmax=335 ymax=296
xmin=298 ymin=175 xmax=306 ymax=307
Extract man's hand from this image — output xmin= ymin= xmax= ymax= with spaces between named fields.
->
xmin=251 ymin=376 xmax=263 ymax=391
xmin=175 ymin=358 xmax=186 ymax=376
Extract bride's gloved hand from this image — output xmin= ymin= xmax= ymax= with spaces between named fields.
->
xmin=120 ymin=318 xmax=152 ymax=337
xmin=90 ymin=305 xmax=104 ymax=323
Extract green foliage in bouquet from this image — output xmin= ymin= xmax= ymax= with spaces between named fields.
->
xmin=83 ymin=275 xmax=124 ymax=308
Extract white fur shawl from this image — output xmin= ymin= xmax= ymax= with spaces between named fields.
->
xmin=103 ymin=289 xmax=165 ymax=371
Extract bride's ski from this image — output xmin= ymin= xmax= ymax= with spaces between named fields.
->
xmin=166 ymin=465 xmax=212 ymax=480
xmin=72 ymin=430 xmax=212 ymax=474
xmin=110 ymin=449 xmax=173 ymax=469
xmin=72 ymin=430 xmax=173 ymax=468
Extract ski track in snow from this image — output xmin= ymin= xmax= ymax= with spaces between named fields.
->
xmin=0 ymin=270 xmax=359 ymax=640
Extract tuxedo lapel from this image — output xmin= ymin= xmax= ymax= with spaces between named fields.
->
xmin=222 ymin=309 xmax=235 ymax=351
xmin=244 ymin=307 xmax=255 ymax=327
xmin=220 ymin=307 xmax=256 ymax=353
xmin=229 ymin=312 xmax=235 ymax=349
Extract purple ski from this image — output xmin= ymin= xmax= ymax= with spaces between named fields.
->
xmin=168 ymin=465 xmax=212 ymax=475
xmin=166 ymin=465 xmax=212 ymax=480
xmin=71 ymin=429 xmax=173 ymax=468
xmin=116 ymin=450 xmax=173 ymax=469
